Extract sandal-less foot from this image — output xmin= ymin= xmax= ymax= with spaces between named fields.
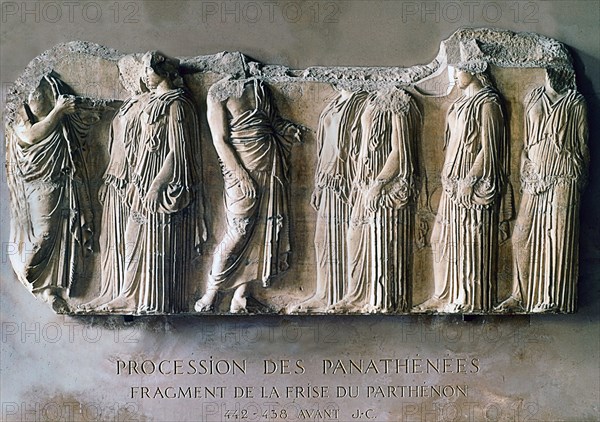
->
xmin=195 ymin=289 xmax=218 ymax=312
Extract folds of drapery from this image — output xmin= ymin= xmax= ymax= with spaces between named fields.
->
xmin=343 ymin=89 xmax=421 ymax=312
xmin=211 ymin=80 xmax=297 ymax=290
xmin=311 ymin=91 xmax=368 ymax=306
xmin=7 ymin=77 xmax=94 ymax=295
xmin=512 ymin=87 xmax=588 ymax=312
xmin=432 ymin=87 xmax=507 ymax=312
xmin=116 ymin=89 xmax=205 ymax=313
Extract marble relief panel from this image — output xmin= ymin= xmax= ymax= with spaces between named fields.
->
xmin=4 ymin=29 xmax=588 ymax=315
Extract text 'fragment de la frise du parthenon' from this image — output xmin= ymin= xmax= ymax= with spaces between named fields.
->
xmin=4 ymin=28 xmax=589 ymax=316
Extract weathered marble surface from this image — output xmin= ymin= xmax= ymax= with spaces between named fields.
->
xmin=4 ymin=29 xmax=589 ymax=315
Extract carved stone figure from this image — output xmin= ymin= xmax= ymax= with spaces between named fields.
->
xmin=415 ymin=56 xmax=511 ymax=313
xmin=290 ymin=90 xmax=367 ymax=312
xmin=7 ymin=74 xmax=97 ymax=313
xmin=100 ymin=51 xmax=206 ymax=314
xmin=195 ymin=78 xmax=301 ymax=313
xmin=331 ymin=88 xmax=422 ymax=313
xmin=79 ymin=57 xmax=149 ymax=311
xmin=496 ymin=67 xmax=589 ymax=313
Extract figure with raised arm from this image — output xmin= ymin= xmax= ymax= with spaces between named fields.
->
xmin=7 ymin=73 xmax=96 ymax=313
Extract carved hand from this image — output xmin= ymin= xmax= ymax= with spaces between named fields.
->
xmin=310 ymin=188 xmax=321 ymax=211
xmin=238 ymin=172 xmax=257 ymax=198
xmin=144 ymin=184 xmax=165 ymax=213
xmin=98 ymin=184 xmax=108 ymax=205
xmin=367 ymin=184 xmax=383 ymax=213
xmin=458 ymin=184 xmax=473 ymax=207
xmin=54 ymin=95 xmax=78 ymax=116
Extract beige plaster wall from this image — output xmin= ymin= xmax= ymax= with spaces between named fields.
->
xmin=1 ymin=1 xmax=598 ymax=420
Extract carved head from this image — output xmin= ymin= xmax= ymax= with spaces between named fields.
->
xmin=26 ymin=73 xmax=65 ymax=119
xmin=141 ymin=51 xmax=181 ymax=90
xmin=452 ymin=66 xmax=494 ymax=91
xmin=27 ymin=79 xmax=53 ymax=118
xmin=455 ymin=69 xmax=475 ymax=90
xmin=117 ymin=55 xmax=147 ymax=95
xmin=546 ymin=66 xmax=576 ymax=93
xmin=452 ymin=39 xmax=494 ymax=90
xmin=455 ymin=40 xmax=488 ymax=73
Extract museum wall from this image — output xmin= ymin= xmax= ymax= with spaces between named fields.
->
xmin=1 ymin=1 xmax=599 ymax=421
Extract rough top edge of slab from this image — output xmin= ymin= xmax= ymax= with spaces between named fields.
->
xmin=5 ymin=28 xmax=573 ymax=127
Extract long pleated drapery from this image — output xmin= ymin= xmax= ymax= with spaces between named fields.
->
xmin=311 ymin=91 xmax=367 ymax=307
xmin=109 ymin=88 xmax=205 ymax=313
xmin=430 ymin=86 xmax=509 ymax=312
xmin=512 ymin=87 xmax=588 ymax=312
xmin=340 ymin=89 xmax=421 ymax=313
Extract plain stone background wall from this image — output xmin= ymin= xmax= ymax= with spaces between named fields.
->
xmin=1 ymin=1 xmax=599 ymax=421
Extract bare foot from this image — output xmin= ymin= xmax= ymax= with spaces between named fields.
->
xmin=327 ymin=300 xmax=363 ymax=314
xmin=494 ymin=296 xmax=524 ymax=313
xmin=531 ymin=302 xmax=557 ymax=313
xmin=288 ymin=296 xmax=327 ymax=313
xmin=78 ymin=296 xmax=111 ymax=312
xmin=229 ymin=296 xmax=248 ymax=314
xmin=97 ymin=296 xmax=137 ymax=313
xmin=195 ymin=289 xmax=218 ymax=312
xmin=412 ymin=296 xmax=445 ymax=312
xmin=48 ymin=295 xmax=70 ymax=314
xmin=444 ymin=302 xmax=469 ymax=313
xmin=362 ymin=304 xmax=386 ymax=314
